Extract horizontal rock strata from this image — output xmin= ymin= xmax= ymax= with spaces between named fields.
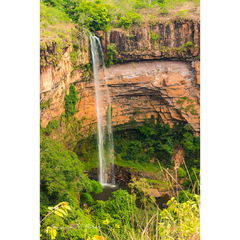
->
xmin=97 ymin=19 xmax=200 ymax=61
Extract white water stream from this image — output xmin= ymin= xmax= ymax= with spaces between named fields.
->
xmin=89 ymin=34 xmax=115 ymax=186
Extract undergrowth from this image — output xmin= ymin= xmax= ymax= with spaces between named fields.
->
xmin=40 ymin=150 xmax=200 ymax=239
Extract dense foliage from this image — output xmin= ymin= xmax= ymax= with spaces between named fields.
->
xmin=40 ymin=0 xmax=200 ymax=238
xmin=114 ymin=117 xmax=199 ymax=167
xmin=40 ymin=138 xmax=102 ymax=216
xmin=104 ymin=43 xmax=118 ymax=67
xmin=91 ymin=190 xmax=137 ymax=230
xmin=64 ymin=84 xmax=79 ymax=118
xmin=40 ymin=0 xmax=200 ymax=68
xmin=40 ymin=116 xmax=200 ymax=238
xmin=113 ymin=117 xmax=200 ymax=190
xmin=41 ymin=0 xmax=200 ymax=35
xmin=75 ymin=0 xmax=110 ymax=31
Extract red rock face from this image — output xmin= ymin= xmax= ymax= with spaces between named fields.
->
xmin=104 ymin=60 xmax=200 ymax=132
xmin=40 ymin=43 xmax=90 ymax=128
xmin=40 ymin=60 xmax=200 ymax=133
xmin=40 ymin=23 xmax=200 ymax=135
xmin=97 ymin=19 xmax=200 ymax=61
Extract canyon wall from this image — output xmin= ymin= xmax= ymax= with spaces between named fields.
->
xmin=97 ymin=19 xmax=200 ymax=61
xmin=40 ymin=20 xmax=200 ymax=138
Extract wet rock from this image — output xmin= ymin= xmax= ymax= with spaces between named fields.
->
xmin=117 ymin=172 xmax=123 ymax=178
xmin=162 ymin=203 xmax=168 ymax=209
xmin=149 ymin=188 xmax=161 ymax=198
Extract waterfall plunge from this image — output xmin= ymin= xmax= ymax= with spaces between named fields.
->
xmin=89 ymin=34 xmax=115 ymax=186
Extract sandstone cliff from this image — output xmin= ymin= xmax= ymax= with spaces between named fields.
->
xmin=97 ymin=19 xmax=200 ymax=61
xmin=40 ymin=20 xmax=200 ymax=141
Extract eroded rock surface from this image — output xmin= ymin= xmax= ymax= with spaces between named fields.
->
xmin=41 ymin=59 xmax=200 ymax=133
xmin=105 ymin=60 xmax=200 ymax=131
xmin=97 ymin=19 xmax=200 ymax=61
xmin=40 ymin=22 xmax=200 ymax=135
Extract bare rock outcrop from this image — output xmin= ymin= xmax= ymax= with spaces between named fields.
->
xmin=40 ymin=21 xmax=200 ymax=137
xmin=97 ymin=19 xmax=200 ymax=62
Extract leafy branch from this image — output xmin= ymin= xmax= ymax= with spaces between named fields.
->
xmin=40 ymin=202 xmax=71 ymax=240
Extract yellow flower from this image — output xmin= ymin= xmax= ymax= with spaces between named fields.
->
xmin=103 ymin=219 xmax=109 ymax=225
xmin=115 ymin=224 xmax=120 ymax=229
xmin=93 ymin=235 xmax=106 ymax=240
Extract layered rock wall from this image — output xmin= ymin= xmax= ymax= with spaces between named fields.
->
xmin=104 ymin=60 xmax=200 ymax=131
xmin=40 ymin=21 xmax=200 ymax=135
xmin=97 ymin=19 xmax=200 ymax=61
xmin=40 ymin=38 xmax=90 ymax=127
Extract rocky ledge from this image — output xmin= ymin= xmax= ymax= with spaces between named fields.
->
xmin=97 ymin=19 xmax=200 ymax=62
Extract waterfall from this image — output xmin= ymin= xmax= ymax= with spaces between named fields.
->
xmin=89 ymin=34 xmax=115 ymax=186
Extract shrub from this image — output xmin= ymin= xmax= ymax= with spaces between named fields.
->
xmin=40 ymin=138 xmax=102 ymax=214
xmin=40 ymin=1 xmax=71 ymax=26
xmin=129 ymin=178 xmax=156 ymax=206
xmin=105 ymin=43 xmax=118 ymax=67
xmin=105 ymin=189 xmax=137 ymax=225
xmin=150 ymin=31 xmax=160 ymax=44
xmin=41 ymin=206 xmax=100 ymax=239
xmin=178 ymin=167 xmax=187 ymax=178
xmin=158 ymin=7 xmax=169 ymax=16
xmin=75 ymin=0 xmax=110 ymax=31
xmin=159 ymin=196 xmax=200 ymax=239
xmin=175 ymin=9 xmax=188 ymax=18
xmin=119 ymin=11 xmax=144 ymax=30
xmin=134 ymin=0 xmax=147 ymax=9
xmin=186 ymin=41 xmax=194 ymax=47
xmin=183 ymin=166 xmax=200 ymax=190
xmin=41 ymin=120 xmax=59 ymax=136
xmin=178 ymin=190 xmax=198 ymax=203
xmin=64 ymin=84 xmax=78 ymax=118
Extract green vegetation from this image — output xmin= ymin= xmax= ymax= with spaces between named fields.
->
xmin=178 ymin=166 xmax=187 ymax=178
xmin=40 ymin=1 xmax=71 ymax=26
xmin=40 ymin=202 xmax=72 ymax=239
xmin=114 ymin=117 xmax=193 ymax=167
xmin=40 ymin=1 xmax=200 ymax=238
xmin=150 ymin=31 xmax=160 ymax=45
xmin=64 ymin=84 xmax=79 ymax=118
xmin=158 ymin=196 xmax=200 ymax=239
xmin=41 ymin=120 xmax=59 ymax=136
xmin=40 ymin=0 xmax=200 ymax=67
xmin=105 ymin=43 xmax=118 ymax=67
xmin=175 ymin=9 xmax=188 ymax=18
xmin=90 ymin=192 xmax=200 ymax=239
xmin=75 ymin=0 xmax=110 ymax=31
xmin=92 ymin=189 xmax=137 ymax=229
xmin=40 ymin=119 xmax=200 ymax=239
xmin=41 ymin=187 xmax=200 ymax=239
xmin=146 ymin=178 xmax=169 ymax=190
xmin=40 ymin=1 xmax=73 ymax=67
xmin=113 ymin=118 xmax=200 ymax=190
xmin=41 ymin=0 xmax=199 ymax=36
xmin=185 ymin=41 xmax=194 ymax=47
xmin=41 ymin=202 xmax=100 ymax=239
xmin=158 ymin=7 xmax=169 ymax=16
xmin=119 ymin=11 xmax=144 ymax=30
xmin=40 ymin=98 xmax=52 ymax=112
xmin=40 ymin=138 xmax=102 ymax=214
xmin=129 ymin=178 xmax=156 ymax=206
xmin=177 ymin=96 xmax=199 ymax=117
